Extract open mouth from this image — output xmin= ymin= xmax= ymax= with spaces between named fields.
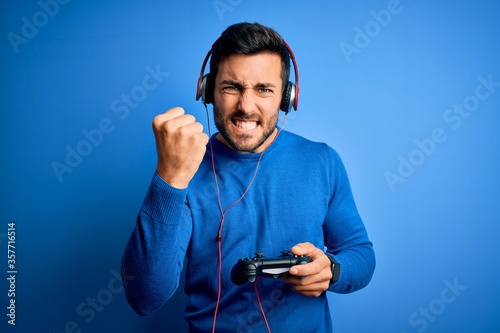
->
xmin=233 ymin=119 xmax=259 ymax=131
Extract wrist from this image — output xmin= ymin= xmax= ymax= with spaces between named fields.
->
xmin=156 ymin=167 xmax=190 ymax=189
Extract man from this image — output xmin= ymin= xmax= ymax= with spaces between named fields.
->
xmin=122 ymin=22 xmax=375 ymax=332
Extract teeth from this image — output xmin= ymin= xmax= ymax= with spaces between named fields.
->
xmin=235 ymin=120 xmax=257 ymax=130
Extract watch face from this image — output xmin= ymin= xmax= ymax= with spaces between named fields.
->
xmin=331 ymin=262 xmax=340 ymax=283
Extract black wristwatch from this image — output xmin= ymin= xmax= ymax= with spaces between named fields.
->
xmin=326 ymin=253 xmax=341 ymax=284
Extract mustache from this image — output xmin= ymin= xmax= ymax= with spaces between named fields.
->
xmin=229 ymin=111 xmax=261 ymax=122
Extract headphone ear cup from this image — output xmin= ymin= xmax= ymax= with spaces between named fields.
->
xmin=197 ymin=73 xmax=213 ymax=104
xmin=280 ymin=81 xmax=295 ymax=112
xmin=200 ymin=74 xmax=214 ymax=105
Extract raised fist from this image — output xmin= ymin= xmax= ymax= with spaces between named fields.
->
xmin=152 ymin=107 xmax=209 ymax=188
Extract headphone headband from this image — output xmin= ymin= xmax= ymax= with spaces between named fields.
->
xmin=283 ymin=40 xmax=300 ymax=111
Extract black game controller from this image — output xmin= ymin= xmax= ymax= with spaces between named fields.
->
xmin=231 ymin=251 xmax=311 ymax=285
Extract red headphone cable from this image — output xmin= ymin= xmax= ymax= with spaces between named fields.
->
xmin=204 ymin=104 xmax=287 ymax=332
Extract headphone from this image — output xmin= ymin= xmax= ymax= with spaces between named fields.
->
xmin=196 ymin=38 xmax=300 ymax=113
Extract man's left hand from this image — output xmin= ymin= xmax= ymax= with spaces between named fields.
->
xmin=282 ymin=242 xmax=333 ymax=297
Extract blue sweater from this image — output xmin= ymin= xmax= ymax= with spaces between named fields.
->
xmin=122 ymin=130 xmax=375 ymax=332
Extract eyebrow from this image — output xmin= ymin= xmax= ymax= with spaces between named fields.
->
xmin=220 ymin=80 xmax=278 ymax=88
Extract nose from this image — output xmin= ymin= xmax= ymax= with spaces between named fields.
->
xmin=237 ymin=89 xmax=257 ymax=114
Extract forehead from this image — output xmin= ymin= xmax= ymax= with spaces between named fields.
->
xmin=216 ymin=53 xmax=282 ymax=84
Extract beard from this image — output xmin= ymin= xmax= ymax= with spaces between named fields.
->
xmin=213 ymin=106 xmax=279 ymax=153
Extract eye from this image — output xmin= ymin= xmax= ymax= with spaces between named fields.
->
xmin=258 ymin=88 xmax=271 ymax=93
xmin=222 ymin=85 xmax=239 ymax=93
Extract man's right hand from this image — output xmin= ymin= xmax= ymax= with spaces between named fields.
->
xmin=152 ymin=107 xmax=209 ymax=189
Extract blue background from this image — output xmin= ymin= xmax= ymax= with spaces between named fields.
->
xmin=1 ymin=0 xmax=500 ymax=332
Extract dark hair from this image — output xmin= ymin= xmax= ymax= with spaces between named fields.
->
xmin=209 ymin=22 xmax=291 ymax=90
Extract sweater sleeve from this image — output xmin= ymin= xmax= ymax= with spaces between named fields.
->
xmin=323 ymin=148 xmax=376 ymax=294
xmin=121 ymin=172 xmax=192 ymax=315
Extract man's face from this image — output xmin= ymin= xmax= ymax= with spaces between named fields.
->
xmin=213 ymin=52 xmax=283 ymax=153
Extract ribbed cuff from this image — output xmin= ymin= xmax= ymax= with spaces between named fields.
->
xmin=141 ymin=172 xmax=189 ymax=224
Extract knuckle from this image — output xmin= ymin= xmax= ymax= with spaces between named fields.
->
xmin=152 ymin=115 xmax=163 ymax=129
xmin=184 ymin=114 xmax=196 ymax=122
xmin=198 ymin=133 xmax=209 ymax=145
xmin=162 ymin=120 xmax=176 ymax=134
xmin=167 ymin=118 xmax=186 ymax=134
xmin=168 ymin=106 xmax=185 ymax=117
xmin=176 ymin=124 xmax=189 ymax=135
xmin=194 ymin=121 xmax=204 ymax=132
